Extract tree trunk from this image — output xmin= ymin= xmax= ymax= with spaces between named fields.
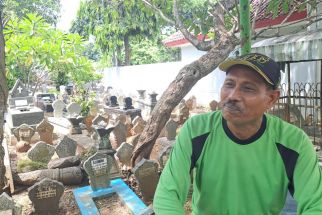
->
xmin=131 ymin=35 xmax=239 ymax=166
xmin=0 ymin=13 xmax=8 ymax=194
xmin=124 ymin=34 xmax=131 ymax=66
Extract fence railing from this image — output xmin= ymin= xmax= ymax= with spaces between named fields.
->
xmin=269 ymin=82 xmax=322 ymax=145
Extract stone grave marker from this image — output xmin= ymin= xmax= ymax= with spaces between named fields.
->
xmin=115 ymin=142 xmax=134 ymax=166
xmin=13 ymin=124 xmax=35 ymax=153
xmin=52 ymin=100 xmax=65 ymax=118
xmin=66 ymin=102 xmax=82 ymax=117
xmin=36 ymin=118 xmax=54 ymax=144
xmin=118 ymin=95 xmax=124 ymax=107
xmin=28 ymin=178 xmax=64 ymax=214
xmin=48 ymin=156 xmax=80 ymax=169
xmin=132 ymin=116 xmax=144 ymax=126
xmin=165 ymin=119 xmax=179 ymax=140
xmin=127 ymin=134 xmax=140 ymax=147
xmin=93 ymin=126 xmax=114 ymax=150
xmin=56 ymin=135 xmax=77 ymax=158
xmin=133 ymin=159 xmax=159 ymax=202
xmin=92 ymin=114 xmax=109 ymax=126
xmin=83 ymin=152 xmax=113 ymax=191
xmin=67 ymin=116 xmax=84 ymax=134
xmin=132 ymin=120 xmax=145 ymax=135
xmin=137 ymin=90 xmax=146 ymax=100
xmin=148 ymin=92 xmax=158 ymax=113
xmin=89 ymin=100 xmax=100 ymax=116
xmin=158 ymin=145 xmax=173 ymax=169
xmin=83 ymin=115 xmax=94 ymax=136
xmin=178 ymin=100 xmax=190 ymax=124
xmin=109 ymin=96 xmax=119 ymax=107
xmin=27 ymin=141 xmax=55 ymax=164
xmin=0 ymin=193 xmax=22 ymax=215
xmin=6 ymin=80 xmax=44 ymax=131
xmin=115 ymin=114 xmax=127 ymax=124
xmin=123 ymin=97 xmax=134 ymax=110
xmin=112 ymin=121 xmax=127 ymax=148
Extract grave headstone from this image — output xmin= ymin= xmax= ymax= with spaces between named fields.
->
xmin=127 ymin=134 xmax=140 ymax=147
xmin=132 ymin=120 xmax=145 ymax=135
xmin=109 ymin=96 xmax=119 ymax=107
xmin=17 ymin=166 xmax=83 ymax=186
xmin=7 ymin=80 xmax=44 ymax=130
xmin=67 ymin=116 xmax=84 ymax=134
xmin=149 ymin=92 xmax=158 ymax=113
xmin=118 ymin=95 xmax=124 ymax=107
xmin=89 ymin=100 xmax=100 ymax=116
xmin=0 ymin=193 xmax=22 ymax=215
xmin=137 ymin=90 xmax=146 ymax=100
xmin=13 ymin=124 xmax=35 ymax=153
xmin=165 ymin=119 xmax=179 ymax=140
xmin=48 ymin=156 xmax=81 ymax=169
xmin=133 ymin=159 xmax=159 ymax=202
xmin=112 ymin=121 xmax=127 ymax=148
xmin=66 ymin=102 xmax=82 ymax=118
xmin=92 ymin=114 xmax=109 ymax=127
xmin=178 ymin=100 xmax=189 ymax=124
xmin=28 ymin=178 xmax=64 ymax=214
xmin=55 ymin=136 xmax=77 ymax=158
xmin=36 ymin=118 xmax=54 ymax=144
xmin=123 ymin=97 xmax=134 ymax=110
xmin=83 ymin=115 xmax=95 ymax=136
xmin=83 ymin=152 xmax=113 ymax=191
xmin=132 ymin=116 xmax=145 ymax=126
xmin=115 ymin=114 xmax=127 ymax=124
xmin=52 ymin=100 xmax=65 ymax=118
xmin=115 ymin=142 xmax=134 ymax=166
xmin=93 ymin=126 xmax=114 ymax=150
xmin=27 ymin=141 xmax=55 ymax=164
xmin=158 ymin=145 xmax=173 ymax=169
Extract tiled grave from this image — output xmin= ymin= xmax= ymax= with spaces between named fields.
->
xmin=73 ymin=178 xmax=149 ymax=215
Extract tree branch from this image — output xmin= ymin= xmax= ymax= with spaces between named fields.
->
xmin=173 ymin=0 xmax=214 ymax=51
xmin=141 ymin=0 xmax=175 ymax=25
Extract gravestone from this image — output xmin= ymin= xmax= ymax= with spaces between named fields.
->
xmin=165 ymin=119 xmax=179 ymax=140
xmin=27 ymin=141 xmax=55 ymax=164
xmin=133 ymin=159 xmax=159 ymax=202
xmin=52 ymin=100 xmax=65 ymax=118
xmin=89 ymin=100 xmax=100 ymax=116
xmin=48 ymin=156 xmax=80 ymax=169
xmin=66 ymin=102 xmax=82 ymax=118
xmin=83 ymin=152 xmax=113 ymax=191
xmin=109 ymin=96 xmax=119 ymax=107
xmin=65 ymin=102 xmax=83 ymax=134
xmin=132 ymin=116 xmax=144 ymax=126
xmin=112 ymin=121 xmax=127 ymax=148
xmin=13 ymin=124 xmax=35 ymax=153
xmin=115 ymin=114 xmax=127 ymax=124
xmin=83 ymin=115 xmax=94 ymax=136
xmin=148 ymin=92 xmax=158 ymax=113
xmin=0 ymin=193 xmax=22 ymax=215
xmin=132 ymin=120 xmax=145 ymax=135
xmin=115 ymin=142 xmax=134 ymax=166
xmin=177 ymin=100 xmax=189 ymax=124
xmin=36 ymin=118 xmax=54 ymax=144
xmin=137 ymin=90 xmax=146 ymax=100
xmin=17 ymin=166 xmax=83 ymax=186
xmin=28 ymin=178 xmax=64 ymax=214
xmin=92 ymin=114 xmax=109 ymax=127
xmin=55 ymin=136 xmax=77 ymax=158
xmin=6 ymin=80 xmax=44 ymax=131
xmin=158 ymin=145 xmax=173 ymax=169
xmin=93 ymin=126 xmax=122 ymax=179
xmin=118 ymin=95 xmax=124 ymax=107
xmin=123 ymin=97 xmax=134 ymax=110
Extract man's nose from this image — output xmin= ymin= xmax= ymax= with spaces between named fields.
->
xmin=228 ymin=88 xmax=241 ymax=100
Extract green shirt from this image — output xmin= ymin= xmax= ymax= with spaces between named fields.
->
xmin=154 ymin=111 xmax=322 ymax=215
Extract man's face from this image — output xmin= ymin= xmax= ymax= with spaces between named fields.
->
xmin=220 ymin=66 xmax=279 ymax=125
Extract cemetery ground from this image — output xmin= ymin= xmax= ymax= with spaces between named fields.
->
xmin=7 ymin=130 xmax=193 ymax=215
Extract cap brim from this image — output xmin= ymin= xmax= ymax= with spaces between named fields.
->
xmin=219 ymin=59 xmax=274 ymax=86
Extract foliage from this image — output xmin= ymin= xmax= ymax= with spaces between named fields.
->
xmin=71 ymin=0 xmax=170 ymax=65
xmin=130 ymin=38 xmax=180 ymax=65
xmin=2 ymin=0 xmax=61 ymax=25
xmin=4 ymin=13 xmax=101 ymax=90
xmin=71 ymin=90 xmax=96 ymax=116
xmin=17 ymin=159 xmax=47 ymax=173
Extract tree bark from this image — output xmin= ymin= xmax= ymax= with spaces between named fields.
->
xmin=131 ymin=35 xmax=239 ymax=166
xmin=0 ymin=13 xmax=8 ymax=194
xmin=124 ymin=34 xmax=131 ymax=66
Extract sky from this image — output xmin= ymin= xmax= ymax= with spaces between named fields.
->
xmin=56 ymin=0 xmax=81 ymax=31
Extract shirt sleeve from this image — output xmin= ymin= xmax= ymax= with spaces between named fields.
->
xmin=153 ymin=119 xmax=193 ymax=215
xmin=293 ymin=132 xmax=322 ymax=214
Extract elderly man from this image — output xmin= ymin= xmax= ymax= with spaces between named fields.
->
xmin=153 ymin=53 xmax=322 ymax=214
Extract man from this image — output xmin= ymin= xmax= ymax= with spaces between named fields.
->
xmin=153 ymin=53 xmax=322 ymax=214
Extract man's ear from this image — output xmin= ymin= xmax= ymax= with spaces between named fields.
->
xmin=267 ymin=89 xmax=280 ymax=109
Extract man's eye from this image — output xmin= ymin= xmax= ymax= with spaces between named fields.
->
xmin=243 ymin=86 xmax=255 ymax=91
xmin=224 ymin=82 xmax=234 ymax=87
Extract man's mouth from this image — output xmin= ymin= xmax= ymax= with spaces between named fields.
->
xmin=223 ymin=102 xmax=242 ymax=113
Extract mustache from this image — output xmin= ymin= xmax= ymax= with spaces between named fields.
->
xmin=221 ymin=100 xmax=242 ymax=111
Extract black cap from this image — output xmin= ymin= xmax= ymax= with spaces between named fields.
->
xmin=219 ymin=53 xmax=281 ymax=89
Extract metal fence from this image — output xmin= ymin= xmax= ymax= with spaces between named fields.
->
xmin=269 ymin=82 xmax=322 ymax=145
